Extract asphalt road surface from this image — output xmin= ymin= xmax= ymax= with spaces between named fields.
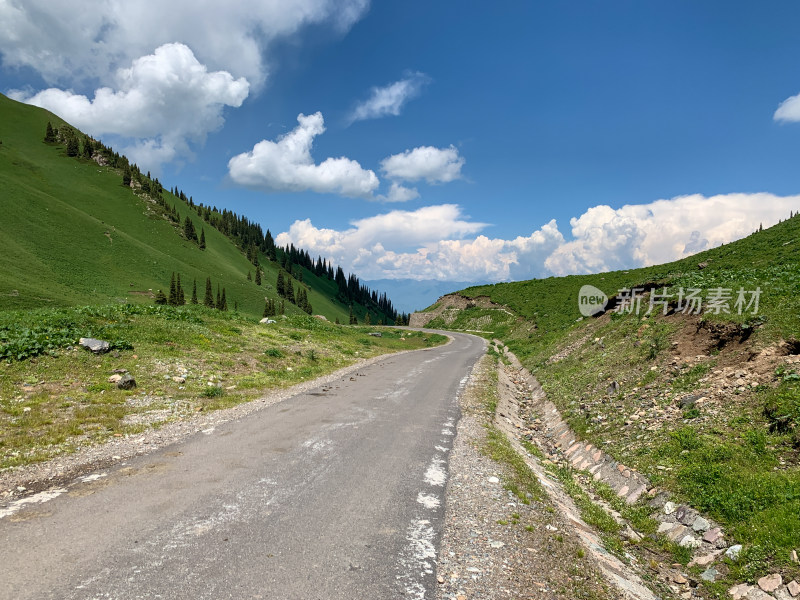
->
xmin=1 ymin=331 xmax=485 ymax=600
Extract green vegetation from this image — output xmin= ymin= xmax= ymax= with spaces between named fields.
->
xmin=454 ymin=212 xmax=800 ymax=359
xmin=482 ymin=425 xmax=545 ymax=504
xmin=477 ymin=360 xmax=544 ymax=503
xmin=0 ymin=93 xmax=401 ymax=324
xmin=426 ymin=214 xmax=800 ymax=583
xmin=0 ymin=303 xmax=444 ymax=470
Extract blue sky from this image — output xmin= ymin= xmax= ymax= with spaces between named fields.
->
xmin=3 ymin=1 xmax=800 ymax=307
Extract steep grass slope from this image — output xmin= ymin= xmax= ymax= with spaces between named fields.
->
xmin=423 ymin=216 xmax=800 ymax=590
xmin=0 ymin=94 xmax=372 ymax=322
xmin=441 ymin=215 xmax=800 ymax=357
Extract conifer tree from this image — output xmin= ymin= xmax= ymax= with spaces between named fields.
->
xmin=199 ymin=228 xmax=206 ymax=249
xmin=276 ymin=272 xmax=285 ymax=297
xmin=66 ymin=135 xmax=79 ymax=157
xmin=279 ymin=300 xmax=285 ymax=315
xmin=177 ymin=273 xmax=185 ymax=305
xmin=204 ymin=277 xmax=214 ymax=307
xmin=44 ymin=122 xmax=56 ymax=143
xmin=154 ymin=289 xmax=167 ymax=305
xmin=183 ymin=216 xmax=197 ymax=241
xmin=220 ymin=288 xmax=228 ymax=311
xmin=247 ymin=270 xmax=252 ymax=281
xmin=286 ymin=277 xmax=294 ymax=303
xmin=122 ymin=166 xmax=132 ymax=187
xmin=191 ymin=279 xmax=198 ymax=304
xmin=255 ymin=268 xmax=261 ymax=286
xmin=364 ymin=312 xmax=371 ymax=325
xmin=168 ymin=272 xmax=177 ymax=306
xmin=216 ymin=285 xmax=221 ymax=309
xmin=82 ymin=136 xmax=92 ymax=159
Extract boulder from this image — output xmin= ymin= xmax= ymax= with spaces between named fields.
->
xmin=117 ymin=374 xmax=137 ymax=390
xmin=79 ymin=337 xmax=110 ymax=354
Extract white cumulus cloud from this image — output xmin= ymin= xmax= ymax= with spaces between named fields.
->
xmin=275 ymin=204 xmax=563 ymax=281
xmin=227 ymin=112 xmax=379 ymax=198
xmin=380 ymin=145 xmax=465 ymax=184
xmin=774 ymin=91 xmax=800 ymax=123
xmin=11 ymin=43 xmax=249 ymax=170
xmin=545 ymin=193 xmax=800 ymax=275
xmin=377 ymin=182 xmax=420 ymax=203
xmin=349 ymin=72 xmax=430 ymax=123
xmin=276 ymin=193 xmax=800 ymax=283
xmin=0 ymin=0 xmax=369 ymax=87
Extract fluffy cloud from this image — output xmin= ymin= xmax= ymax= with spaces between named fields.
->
xmin=380 ymin=145 xmax=465 ymax=184
xmin=348 ymin=72 xmax=430 ymax=123
xmin=0 ymin=0 xmax=369 ymax=86
xmin=377 ymin=182 xmax=420 ymax=203
xmin=774 ymin=91 xmax=800 ymax=123
xmin=275 ymin=205 xmax=563 ymax=281
xmin=276 ymin=193 xmax=800 ymax=283
xmin=545 ymin=193 xmax=800 ymax=275
xmin=11 ymin=43 xmax=249 ymax=170
xmin=227 ymin=112 xmax=379 ymax=198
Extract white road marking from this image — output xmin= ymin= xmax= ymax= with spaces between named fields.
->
xmin=397 ymin=518 xmax=437 ymax=599
xmin=0 ymin=488 xmax=67 ymax=520
xmin=423 ymin=456 xmax=446 ymax=487
xmin=416 ymin=492 xmax=441 ymax=509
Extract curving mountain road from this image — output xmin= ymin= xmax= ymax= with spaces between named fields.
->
xmin=0 ymin=331 xmax=485 ymax=600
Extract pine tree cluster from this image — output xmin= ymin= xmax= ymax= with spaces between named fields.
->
xmin=42 ymin=121 xmax=403 ymax=324
xmin=263 ymin=298 xmax=284 ymax=317
xmin=154 ymin=273 xmax=228 ymax=311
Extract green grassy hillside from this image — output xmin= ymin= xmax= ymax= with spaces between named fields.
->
xmin=446 ymin=215 xmax=800 ymax=358
xmin=0 ymin=93 xmax=379 ymax=323
xmin=424 ymin=216 xmax=800 ymax=590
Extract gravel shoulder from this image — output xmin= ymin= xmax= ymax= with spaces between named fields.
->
xmin=437 ymin=354 xmax=623 ymax=600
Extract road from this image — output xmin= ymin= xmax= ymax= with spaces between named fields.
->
xmin=0 ymin=331 xmax=485 ymax=600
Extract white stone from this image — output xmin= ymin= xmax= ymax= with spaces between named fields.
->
xmin=725 ymin=544 xmax=743 ymax=561
xmin=658 ymin=521 xmax=674 ymax=534
xmin=679 ymin=534 xmax=701 ymax=549
xmin=664 ymin=501 xmax=676 ymax=515
xmin=729 ymin=583 xmax=752 ymax=600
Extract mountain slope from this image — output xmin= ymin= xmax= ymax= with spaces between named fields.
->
xmin=0 ymin=94 xmax=390 ymax=322
xmin=419 ymin=214 xmax=800 ymax=590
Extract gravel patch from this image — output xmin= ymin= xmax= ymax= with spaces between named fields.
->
xmin=437 ymin=355 xmax=622 ymax=600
